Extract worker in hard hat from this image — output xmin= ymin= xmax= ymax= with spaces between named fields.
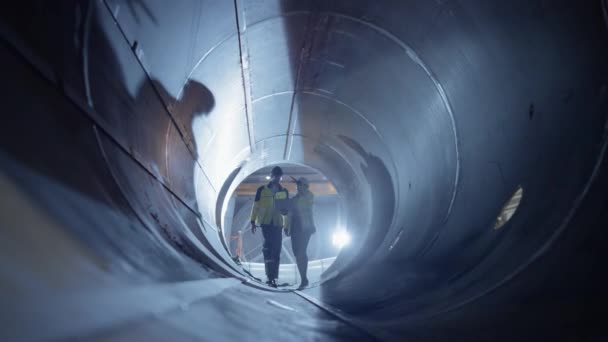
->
xmin=286 ymin=177 xmax=316 ymax=290
xmin=250 ymin=166 xmax=290 ymax=288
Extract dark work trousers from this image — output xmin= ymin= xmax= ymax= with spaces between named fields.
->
xmin=261 ymin=225 xmax=283 ymax=280
xmin=291 ymin=227 xmax=312 ymax=281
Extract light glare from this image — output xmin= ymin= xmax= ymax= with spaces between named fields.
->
xmin=332 ymin=229 xmax=351 ymax=249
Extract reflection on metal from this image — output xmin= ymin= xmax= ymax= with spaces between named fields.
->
xmin=233 ymin=0 xmax=255 ymax=151
xmin=265 ymin=299 xmax=297 ymax=312
xmin=1 ymin=1 xmax=607 ymax=340
xmin=604 ymin=0 xmax=608 ymax=30
xmin=242 ymin=257 xmax=336 ymax=286
xmin=494 ymin=186 xmax=523 ymax=230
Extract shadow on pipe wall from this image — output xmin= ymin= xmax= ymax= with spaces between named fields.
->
xmin=0 ymin=0 xmax=227 ymax=285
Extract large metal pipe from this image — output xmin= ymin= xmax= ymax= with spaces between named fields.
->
xmin=1 ymin=1 xmax=607 ymax=341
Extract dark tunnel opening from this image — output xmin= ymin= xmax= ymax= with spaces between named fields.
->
xmin=1 ymin=1 xmax=608 ymax=341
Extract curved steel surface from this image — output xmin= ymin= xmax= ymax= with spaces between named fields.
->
xmin=1 ymin=1 xmax=608 ymax=341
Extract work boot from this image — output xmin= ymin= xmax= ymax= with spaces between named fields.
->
xmin=269 ymin=279 xmax=278 ymax=288
xmin=297 ymin=278 xmax=309 ymax=290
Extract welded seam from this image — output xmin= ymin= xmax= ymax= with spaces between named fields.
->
xmin=108 ymin=7 xmax=454 ymax=256
xmin=178 ymin=11 xmax=311 ymax=96
xmin=233 ymin=0 xmax=256 ymax=152
xmin=185 ymin=1 xmax=202 ymax=84
xmin=296 ymin=90 xmax=402 ymax=241
xmin=100 ymin=0 xmax=217 ymax=194
xmin=177 ymin=34 xmax=232 ymax=98
xmin=176 ymin=10 xmax=460 ymax=207
xmin=204 ymin=9 xmax=456 ymax=226
xmin=426 ymin=117 xmax=608 ymax=319
xmin=300 ymin=90 xmax=383 ymax=139
xmin=218 ymin=88 xmax=400 ymax=245
xmin=81 ymin=110 xmax=201 ymax=220
xmin=244 ymin=11 xmax=313 ymax=29
xmin=164 ymin=1 xmax=202 ymax=190
xmin=283 ymin=13 xmax=317 ymax=160
xmin=93 ymin=117 xmax=247 ymax=279
xmin=92 ymin=126 xmax=187 ymax=258
xmin=0 ymin=19 xmax=57 ymax=83
xmin=334 ymin=13 xmax=461 ymax=222
xmin=603 ymin=0 xmax=608 ymax=31
xmin=249 ymin=89 xmax=384 ymax=142
xmin=81 ymin=1 xmax=94 ymax=108
xmin=174 ymin=10 xmax=438 ymax=254
xmin=239 ymin=11 xmax=455 ymax=251
xmin=253 ymin=90 xmax=295 ymax=103
xmin=100 ymin=0 xmax=190 ymax=150
xmin=178 ymin=11 xmax=311 ymax=95
xmin=325 ymin=12 xmax=461 ymax=224
xmin=293 ymin=291 xmax=381 ymax=341
xmin=0 ymin=11 xmax=370 ymax=292
xmin=0 ymin=21 xmax=249 ymax=279
xmin=0 ymin=23 xmax=204 ymax=221
xmin=132 ymin=8 xmax=444 ymax=256
xmin=318 ymin=11 xmax=461 ymax=256
xmin=240 ymin=89 xmax=398 ymax=210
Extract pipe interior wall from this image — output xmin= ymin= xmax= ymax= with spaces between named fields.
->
xmin=1 ymin=0 xmax=607 ymax=340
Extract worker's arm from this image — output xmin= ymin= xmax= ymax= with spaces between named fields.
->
xmin=250 ymin=186 xmax=263 ymax=233
xmin=282 ymin=189 xmax=290 ymax=235
xmin=283 ymin=212 xmax=291 ymax=236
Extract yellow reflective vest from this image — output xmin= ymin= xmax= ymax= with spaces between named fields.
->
xmin=250 ymin=183 xmax=289 ymax=227
xmin=287 ymin=190 xmax=316 ymax=234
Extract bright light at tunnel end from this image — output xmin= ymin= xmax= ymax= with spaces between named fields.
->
xmin=332 ymin=229 xmax=351 ymax=249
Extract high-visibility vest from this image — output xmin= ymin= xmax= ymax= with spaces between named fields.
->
xmin=250 ymin=184 xmax=289 ymax=227
xmin=288 ymin=190 xmax=316 ymax=234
